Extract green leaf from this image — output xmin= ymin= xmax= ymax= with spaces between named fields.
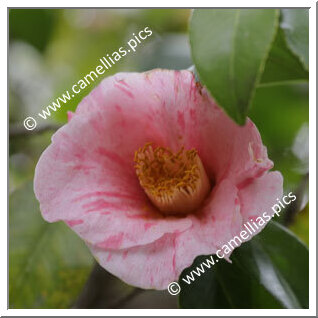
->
xmin=289 ymin=203 xmax=309 ymax=246
xmin=179 ymin=221 xmax=308 ymax=309
xmin=189 ymin=9 xmax=279 ymax=125
xmin=9 ymin=181 xmax=93 ymax=308
xmin=260 ymin=28 xmax=309 ymax=85
xmin=254 ymin=221 xmax=309 ymax=308
xmin=249 ymin=83 xmax=308 ymax=192
xmin=9 ymin=9 xmax=57 ymax=52
xmin=178 ymin=257 xmax=232 ymax=309
xmin=281 ymin=9 xmax=309 ymax=70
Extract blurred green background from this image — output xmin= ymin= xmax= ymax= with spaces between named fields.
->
xmin=9 ymin=9 xmax=309 ymax=309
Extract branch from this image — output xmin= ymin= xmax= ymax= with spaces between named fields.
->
xmin=9 ymin=123 xmax=62 ymax=138
xmin=283 ymin=173 xmax=309 ymax=226
xmin=72 ymin=262 xmax=144 ymax=309
xmin=110 ymin=287 xmax=144 ymax=309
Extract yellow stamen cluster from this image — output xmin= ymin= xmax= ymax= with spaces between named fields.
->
xmin=134 ymin=143 xmax=210 ymax=215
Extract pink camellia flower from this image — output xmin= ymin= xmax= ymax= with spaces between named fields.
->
xmin=34 ymin=69 xmax=283 ymax=290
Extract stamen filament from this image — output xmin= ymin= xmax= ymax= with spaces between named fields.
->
xmin=134 ymin=143 xmax=211 ymax=215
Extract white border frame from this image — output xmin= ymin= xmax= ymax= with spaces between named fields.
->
xmin=3 ymin=1 xmax=316 ymax=316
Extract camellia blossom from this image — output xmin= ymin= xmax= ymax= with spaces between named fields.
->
xmin=34 ymin=69 xmax=283 ymax=290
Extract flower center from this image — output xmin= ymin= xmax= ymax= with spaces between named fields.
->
xmin=134 ymin=143 xmax=211 ymax=215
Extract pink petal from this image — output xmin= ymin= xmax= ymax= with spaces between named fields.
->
xmin=34 ymin=112 xmax=192 ymax=249
xmin=67 ymin=111 xmax=75 ymax=121
xmin=238 ymin=171 xmax=284 ymax=222
xmin=174 ymin=179 xmax=243 ymax=274
xmin=175 ymin=172 xmax=283 ymax=274
xmin=89 ymin=234 xmax=178 ymax=290
xmin=91 ymin=179 xmax=240 ymax=290
xmin=34 ymin=69 xmax=284 ymax=290
xmin=74 ymin=70 xmax=272 ymax=184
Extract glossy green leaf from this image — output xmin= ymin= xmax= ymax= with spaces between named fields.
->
xmin=281 ymin=9 xmax=309 ymax=70
xmin=178 ymin=257 xmax=232 ymax=309
xmin=189 ymin=9 xmax=279 ymax=124
xmin=9 ymin=181 xmax=93 ymax=308
xmin=179 ymin=221 xmax=308 ymax=309
xmin=253 ymin=221 xmax=309 ymax=308
xmin=260 ymin=28 xmax=308 ymax=85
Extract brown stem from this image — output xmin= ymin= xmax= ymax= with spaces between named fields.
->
xmin=110 ymin=288 xmax=144 ymax=309
xmin=72 ymin=262 xmax=144 ymax=309
xmin=9 ymin=123 xmax=62 ymax=138
xmin=283 ymin=173 xmax=309 ymax=226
